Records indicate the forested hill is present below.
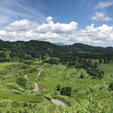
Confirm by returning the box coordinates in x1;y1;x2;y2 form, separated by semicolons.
71;43;113;53
0;39;113;62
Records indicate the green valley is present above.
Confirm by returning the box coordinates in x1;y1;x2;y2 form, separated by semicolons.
0;40;112;113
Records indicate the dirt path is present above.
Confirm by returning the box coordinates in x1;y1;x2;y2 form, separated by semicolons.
24;74;28;79
33;82;39;92
33;64;45;92
51;99;66;106
37;68;43;77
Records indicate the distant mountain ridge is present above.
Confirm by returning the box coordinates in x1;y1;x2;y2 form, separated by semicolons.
0;39;112;48
0;39;113;62
54;42;65;46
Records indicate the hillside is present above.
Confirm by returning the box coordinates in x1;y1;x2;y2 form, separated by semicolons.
0;40;113;113
0;39;113;62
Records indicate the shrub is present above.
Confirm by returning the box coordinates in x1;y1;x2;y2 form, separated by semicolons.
108;83;113;91
60;87;72;97
80;74;84;79
56;84;60;91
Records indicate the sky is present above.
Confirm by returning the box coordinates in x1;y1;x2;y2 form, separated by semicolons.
0;0;113;47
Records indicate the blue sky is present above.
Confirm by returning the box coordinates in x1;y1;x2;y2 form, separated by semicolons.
42;0;113;27
0;0;113;46
0;0;113;27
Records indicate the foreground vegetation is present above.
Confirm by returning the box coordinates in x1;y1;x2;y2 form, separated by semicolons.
0;61;112;113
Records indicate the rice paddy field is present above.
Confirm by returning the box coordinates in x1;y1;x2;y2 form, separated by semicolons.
0;61;112;113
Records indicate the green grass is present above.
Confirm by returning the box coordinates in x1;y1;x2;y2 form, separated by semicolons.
0;62;18;71
0;89;43;103
0;61;112;113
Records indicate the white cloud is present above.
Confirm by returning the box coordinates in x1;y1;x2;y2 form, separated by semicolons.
46;16;53;24
35;17;78;33
92;12;112;21
0;17;113;47
95;1;113;9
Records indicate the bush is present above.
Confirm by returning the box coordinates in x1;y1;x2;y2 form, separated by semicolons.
108;83;113;91
56;84;60;91
60;87;72;97
80;74;84;79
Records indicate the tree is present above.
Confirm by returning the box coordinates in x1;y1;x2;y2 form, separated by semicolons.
99;59;102;63
103;58;107;64
0;51;7;62
80;74;84;79
60;87;72;96
56;84;60;91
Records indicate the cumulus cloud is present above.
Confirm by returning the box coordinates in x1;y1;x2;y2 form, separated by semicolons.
0;16;113;47
46;16;53;24
95;1;113;9
92;12;112;21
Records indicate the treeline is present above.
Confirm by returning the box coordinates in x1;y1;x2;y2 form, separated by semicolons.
0;39;113;63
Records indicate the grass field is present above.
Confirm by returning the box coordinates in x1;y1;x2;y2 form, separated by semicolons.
0;61;112;113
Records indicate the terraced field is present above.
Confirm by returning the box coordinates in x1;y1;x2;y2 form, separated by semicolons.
0;62;112;113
